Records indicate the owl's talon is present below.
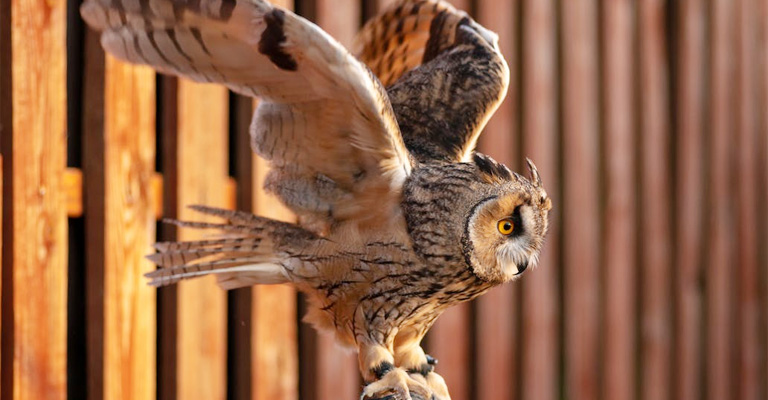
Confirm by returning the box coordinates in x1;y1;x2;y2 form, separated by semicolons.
361;367;432;400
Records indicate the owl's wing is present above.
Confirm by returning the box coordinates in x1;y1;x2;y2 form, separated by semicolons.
354;0;509;163
81;0;412;229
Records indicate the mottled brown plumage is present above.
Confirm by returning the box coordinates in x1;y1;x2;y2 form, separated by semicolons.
80;0;551;399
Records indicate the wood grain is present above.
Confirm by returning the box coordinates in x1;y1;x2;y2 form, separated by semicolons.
83;46;157;400
474;1;519;398
672;1;705;399
520;0;559;399
428;304;471;400
759;2;768;398
735;1;760;398
602;1;637;399
1;0;68;397
561;1;600;399
638;2;673;399
706;1;736;399
250;152;298;400
175;80;229;400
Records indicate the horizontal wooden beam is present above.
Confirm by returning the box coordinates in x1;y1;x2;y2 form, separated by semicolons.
64;168;237;219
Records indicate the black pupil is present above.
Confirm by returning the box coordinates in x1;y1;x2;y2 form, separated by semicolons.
503;222;512;231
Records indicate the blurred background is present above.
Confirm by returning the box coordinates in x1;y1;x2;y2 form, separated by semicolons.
1;0;767;399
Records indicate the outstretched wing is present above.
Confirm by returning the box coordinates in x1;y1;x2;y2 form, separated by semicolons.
354;0;509;163
81;0;412;230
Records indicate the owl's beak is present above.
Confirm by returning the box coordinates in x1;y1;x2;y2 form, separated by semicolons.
514;259;529;275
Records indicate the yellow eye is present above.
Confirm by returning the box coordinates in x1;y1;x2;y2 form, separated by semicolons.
497;219;514;235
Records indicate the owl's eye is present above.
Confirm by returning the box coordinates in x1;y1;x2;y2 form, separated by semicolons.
497;219;515;235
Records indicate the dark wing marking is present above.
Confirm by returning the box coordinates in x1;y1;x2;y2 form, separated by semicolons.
355;0;510;163
81;0;413;231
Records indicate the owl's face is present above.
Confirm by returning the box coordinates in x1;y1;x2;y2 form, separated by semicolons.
463;160;552;283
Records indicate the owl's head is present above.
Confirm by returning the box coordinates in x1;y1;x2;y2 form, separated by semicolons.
462;155;552;283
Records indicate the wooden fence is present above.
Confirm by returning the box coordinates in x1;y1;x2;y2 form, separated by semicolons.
1;0;767;399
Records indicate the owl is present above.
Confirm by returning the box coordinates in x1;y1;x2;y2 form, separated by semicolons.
80;0;552;399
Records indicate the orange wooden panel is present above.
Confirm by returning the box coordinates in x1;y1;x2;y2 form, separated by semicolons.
672;1;705;399
638;2;673;400
706;1;736;399
98;56;157;400
735;2;761;399
1;0;68;397
428;304;471;400
520;0;559;399
309;4;362;398
175;81;229;400
474;1;519;399
602;1;638;399
247;1;299;396
561;1;601;399
252;141;299;400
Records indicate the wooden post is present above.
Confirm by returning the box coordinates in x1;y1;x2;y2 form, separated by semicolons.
638;2;673;399
706;1;736;399
734;1;760;398
158;79;229;400
561;0;601;398
602;1;638;400
299;2;362;399
673;0;705;399
520;0;559;399
1;0;69;397
82;30;157;400
474;0;520;399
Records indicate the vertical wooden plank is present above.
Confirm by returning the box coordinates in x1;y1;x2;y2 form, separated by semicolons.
228;1;301;398
428;305;471;400
0;0;6;390
83;31;157;400
706;1;736;399
638;2;672;400
1;0;68;396
734;1;760;399
474;0;519;399
101;56;158;400
307;4;361;398
673;0;705;399
520;0;559;399
601;1;637;399
175;81;229;400
315;0;360;49
759;2;768;397
561;0;600;399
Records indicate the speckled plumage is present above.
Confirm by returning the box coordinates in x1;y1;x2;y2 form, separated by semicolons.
81;0;552;399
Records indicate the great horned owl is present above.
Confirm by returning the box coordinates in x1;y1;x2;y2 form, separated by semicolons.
80;0;552;398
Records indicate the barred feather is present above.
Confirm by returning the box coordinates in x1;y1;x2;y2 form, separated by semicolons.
145;205;316;289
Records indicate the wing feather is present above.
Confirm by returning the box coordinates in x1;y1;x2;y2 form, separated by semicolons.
355;0;510;163
81;0;413;230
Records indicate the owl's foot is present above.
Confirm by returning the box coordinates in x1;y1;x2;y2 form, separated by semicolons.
361;365;432;400
421;371;450;400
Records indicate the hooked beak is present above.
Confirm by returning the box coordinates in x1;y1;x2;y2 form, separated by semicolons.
514;259;529;276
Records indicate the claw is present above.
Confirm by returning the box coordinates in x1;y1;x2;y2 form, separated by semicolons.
362;367;432;400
